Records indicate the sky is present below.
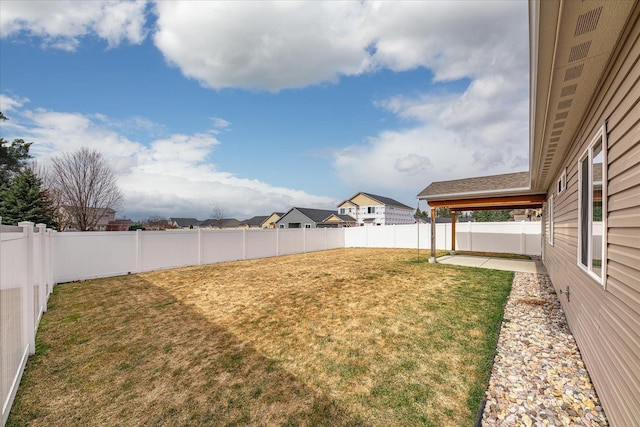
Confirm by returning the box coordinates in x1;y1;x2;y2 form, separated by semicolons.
0;0;530;221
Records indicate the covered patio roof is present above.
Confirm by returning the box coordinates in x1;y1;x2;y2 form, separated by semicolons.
416;171;546;261
417;171;546;211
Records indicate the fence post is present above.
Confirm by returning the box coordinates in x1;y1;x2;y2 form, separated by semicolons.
243;229;247;260
36;224;47;312
276;227;279;256
521;221;526;255
198;228;203;265
136;229;142;273
50;230;57;288
18;221;36;355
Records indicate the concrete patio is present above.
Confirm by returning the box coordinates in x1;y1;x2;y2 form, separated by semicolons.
436;254;547;274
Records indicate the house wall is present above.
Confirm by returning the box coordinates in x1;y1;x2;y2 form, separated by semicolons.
276;210;316;228
262;214;281;229
543;6;640;425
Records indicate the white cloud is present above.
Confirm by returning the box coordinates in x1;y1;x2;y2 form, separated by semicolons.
3;99;336;219
327;1;529;196
0;0;148;50
210;117;231;130
153;1;371;91
0;93;29;112
152;1;526;92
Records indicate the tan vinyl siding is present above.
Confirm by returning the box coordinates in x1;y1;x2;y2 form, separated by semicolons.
350;194;379;206
544;6;640;426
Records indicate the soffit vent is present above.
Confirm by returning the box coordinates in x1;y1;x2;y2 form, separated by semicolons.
555;111;569;120
560;84;578;97
553;121;566;129
558;99;573;109
568;41;592;63
551;130;563;137
550;137;560;142
564;64;584;81
575;6;602;36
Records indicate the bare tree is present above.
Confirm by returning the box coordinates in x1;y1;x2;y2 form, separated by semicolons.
144;215;176;230
211;203;225;228
49;147;123;231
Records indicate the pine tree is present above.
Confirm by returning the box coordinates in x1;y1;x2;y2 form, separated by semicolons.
0;168;57;227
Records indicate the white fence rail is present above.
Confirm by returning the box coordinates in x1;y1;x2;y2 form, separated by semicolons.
1;220;540;425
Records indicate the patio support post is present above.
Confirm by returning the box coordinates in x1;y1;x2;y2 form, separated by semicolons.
451;211;456;255
429;207;436;263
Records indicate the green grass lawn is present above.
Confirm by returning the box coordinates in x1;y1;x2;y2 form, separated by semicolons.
7;248;512;427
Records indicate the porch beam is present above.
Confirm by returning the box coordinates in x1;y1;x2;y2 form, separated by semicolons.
451;211;456;254
429;207;436;263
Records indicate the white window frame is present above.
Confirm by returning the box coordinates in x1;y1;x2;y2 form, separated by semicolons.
577;125;607;286
557;168;567;195
548;194;554;246
304;223;311;229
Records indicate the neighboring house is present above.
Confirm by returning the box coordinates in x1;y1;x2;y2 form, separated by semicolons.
240;216;269;229
337;192;414;226
59;206;116;231
200;218;242;229
419;2;640;424
276;207;356;229
106;219;132;231
261;212;285;229
512;209;541;222
169;218;201;229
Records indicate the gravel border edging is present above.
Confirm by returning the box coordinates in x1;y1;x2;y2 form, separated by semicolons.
480;272;608;426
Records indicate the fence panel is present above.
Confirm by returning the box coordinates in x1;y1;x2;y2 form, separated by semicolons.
278;229;305;255
1;233;29;427
244;230;278;260
201;230;244;264
54;232;138;282
305;229;327;252
140;231;199;272
325;228;345;249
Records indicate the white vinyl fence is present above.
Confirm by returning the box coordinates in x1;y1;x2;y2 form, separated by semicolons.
345;222;541;256
54;227;346;283
1;222;55;426
1;220;541;425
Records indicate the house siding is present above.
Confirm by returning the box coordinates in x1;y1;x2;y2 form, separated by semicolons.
277;210;316;229
544;6;640;425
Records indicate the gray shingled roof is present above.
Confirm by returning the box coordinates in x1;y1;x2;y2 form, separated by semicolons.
293;207;343;223
417;171;531;200
241;216;268;227
169;217;201;227
360;192;413;210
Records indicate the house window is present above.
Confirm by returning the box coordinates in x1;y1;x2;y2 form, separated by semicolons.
548;195;554;245
278;224;285;229
305;224;311;229
339;208;345;215
367;207;375;214
578;125;606;284
557;168;566;195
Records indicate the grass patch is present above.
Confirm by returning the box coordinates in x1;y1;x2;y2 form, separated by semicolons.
7;248;512;426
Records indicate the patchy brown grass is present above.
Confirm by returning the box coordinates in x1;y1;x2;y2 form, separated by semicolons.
7;248;512;427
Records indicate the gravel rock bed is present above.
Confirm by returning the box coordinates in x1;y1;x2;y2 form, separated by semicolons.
481;272;608;427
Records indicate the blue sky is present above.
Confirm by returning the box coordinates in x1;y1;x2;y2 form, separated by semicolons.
0;1;529;220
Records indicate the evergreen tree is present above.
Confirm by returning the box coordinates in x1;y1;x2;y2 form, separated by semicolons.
471;209;512;222
0;168;57;227
0;112;32;190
